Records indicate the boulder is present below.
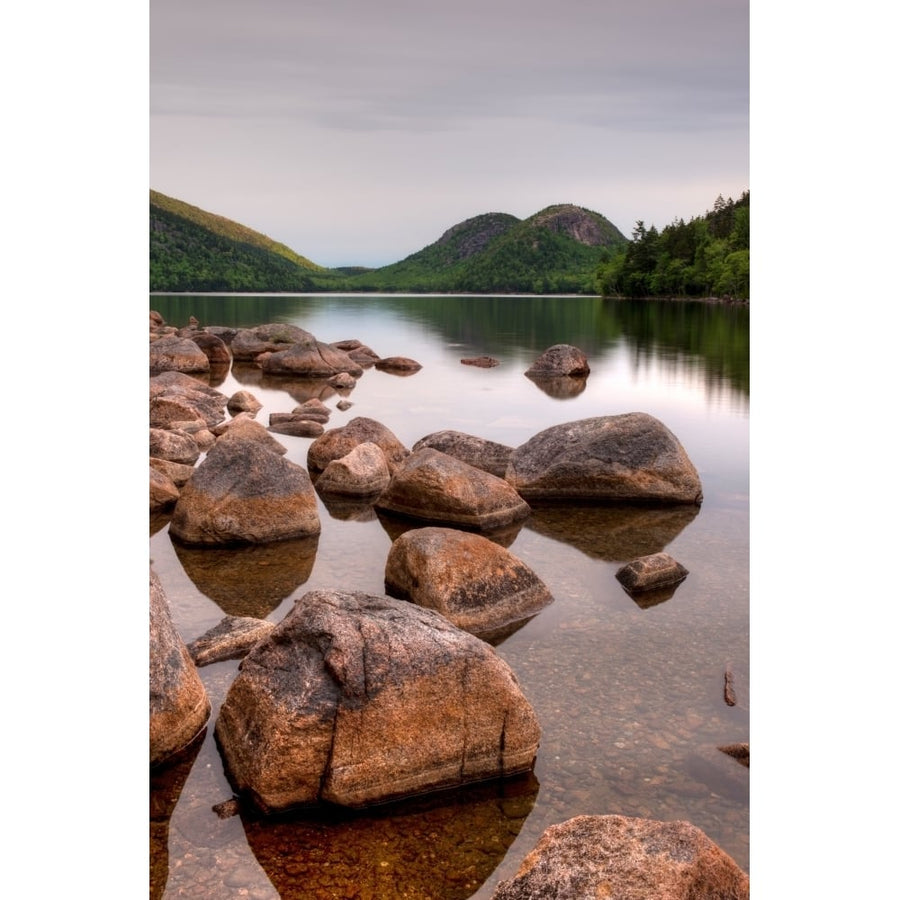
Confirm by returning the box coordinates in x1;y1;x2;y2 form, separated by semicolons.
212;416;288;455
258;335;364;378
492;815;748;900
315;442;391;497
149;428;200;466
375;448;531;532
149;335;210;374
226;390;263;416
525;344;590;377
231;323;316;361
413;430;514;479
169;438;320;545
186;616;276;667
384;527;553;638
189;331;231;367
149;371;228;428
461;356;500;367
328;372;357;389
267;415;326;438
307;417;410;476
330;339;381;366
150;457;195;488
506;413;703;505
374;356;422;374
215;589;541;812
150;568;210;767
150;465;180;512
615;552;689;593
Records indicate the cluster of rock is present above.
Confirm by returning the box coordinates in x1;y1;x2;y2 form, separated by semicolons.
149;311;746;890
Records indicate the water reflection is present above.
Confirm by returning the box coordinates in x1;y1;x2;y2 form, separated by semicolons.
150;732;205;900
171;535;319;618
375;509;525;549
523;372;588;399
524;503;699;562
240;772;539;900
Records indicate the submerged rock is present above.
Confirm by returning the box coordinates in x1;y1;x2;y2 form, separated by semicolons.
215;589;541;812
169;437;320;545
150;568;210;767
375;448;531;532
384;527;553;638
492;814;749;900
374;356;422;374
506;413;703;505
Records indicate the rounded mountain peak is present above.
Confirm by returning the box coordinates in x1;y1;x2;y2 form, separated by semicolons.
528;204;625;247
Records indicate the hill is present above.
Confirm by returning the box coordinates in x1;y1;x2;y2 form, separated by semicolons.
335;204;627;293
150;191;325;292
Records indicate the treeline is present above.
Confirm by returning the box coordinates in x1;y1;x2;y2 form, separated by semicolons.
150;205;316;292
595;192;749;300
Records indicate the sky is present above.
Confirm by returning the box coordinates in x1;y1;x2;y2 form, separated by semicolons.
150;0;749;268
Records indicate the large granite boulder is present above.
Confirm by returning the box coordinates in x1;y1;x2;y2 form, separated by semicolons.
211;415;288;455
412;430;514;479
506;413;703;505
375;448;531;531
149;335;210;374
492;814;748;899
150;569;210;767
315;442;391;497
384;527;553;639
525;344;590;377
215;589;541;812
307;417;410;476
169;438;320;545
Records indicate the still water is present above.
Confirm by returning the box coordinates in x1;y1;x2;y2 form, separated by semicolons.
150;294;749;899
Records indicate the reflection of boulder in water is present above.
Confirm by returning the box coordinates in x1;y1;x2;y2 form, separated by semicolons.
524;372;588;399
525;503;699;562
150;510;173;537
172;535;319;618
241;771;539;900
376;509;524;550
317;491;380;522
150;731;204;900
623;581;684;609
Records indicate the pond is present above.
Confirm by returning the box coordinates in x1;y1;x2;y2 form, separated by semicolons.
150;293;749;899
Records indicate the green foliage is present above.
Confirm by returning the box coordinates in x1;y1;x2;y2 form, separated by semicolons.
594;192;749;300
150;199;319;292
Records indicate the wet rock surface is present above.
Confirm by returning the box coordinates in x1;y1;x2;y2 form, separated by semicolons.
492;814;749;899
307;416;410;476
385;526;554;638
616;552;689;593
150;568;211;768
375;448;531;531
507;413;703;505
215;589;541;812
413;429;514;479
187;615;276;666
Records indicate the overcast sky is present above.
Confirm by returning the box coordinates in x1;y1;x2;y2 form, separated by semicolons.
150;0;748;268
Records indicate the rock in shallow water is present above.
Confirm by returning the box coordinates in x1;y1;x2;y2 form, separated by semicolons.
215;589;541;812
491;814;748;899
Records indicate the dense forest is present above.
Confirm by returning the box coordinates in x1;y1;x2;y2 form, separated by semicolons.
594;192;750;300
149;190;748;299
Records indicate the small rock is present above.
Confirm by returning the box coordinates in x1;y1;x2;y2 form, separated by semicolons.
615;552;688;592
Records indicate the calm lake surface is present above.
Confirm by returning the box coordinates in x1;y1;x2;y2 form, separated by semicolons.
150;294;749;899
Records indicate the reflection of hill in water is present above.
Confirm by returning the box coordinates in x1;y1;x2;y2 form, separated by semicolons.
172;534;319;618
242;772;539;900
525;503;699;562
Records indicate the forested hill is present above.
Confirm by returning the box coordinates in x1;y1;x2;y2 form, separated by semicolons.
338;205;627;293
149;191;325;292
149;190;748;297
595;192;750;300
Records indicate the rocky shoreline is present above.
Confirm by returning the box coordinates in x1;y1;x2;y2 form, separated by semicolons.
150;310;748;896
